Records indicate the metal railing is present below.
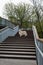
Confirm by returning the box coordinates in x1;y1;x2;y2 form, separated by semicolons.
32;25;43;65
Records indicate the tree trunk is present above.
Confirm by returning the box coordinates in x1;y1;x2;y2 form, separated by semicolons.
20;19;23;28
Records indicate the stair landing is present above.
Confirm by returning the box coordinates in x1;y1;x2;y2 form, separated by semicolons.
0;59;36;65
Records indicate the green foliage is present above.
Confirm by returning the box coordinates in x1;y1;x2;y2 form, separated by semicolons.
4;2;31;27
33;21;43;38
4;2;43;38
22;21;29;28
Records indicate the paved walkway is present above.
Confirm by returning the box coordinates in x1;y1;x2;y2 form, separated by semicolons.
0;59;36;65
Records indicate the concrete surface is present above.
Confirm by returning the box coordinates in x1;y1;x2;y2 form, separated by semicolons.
0;59;37;65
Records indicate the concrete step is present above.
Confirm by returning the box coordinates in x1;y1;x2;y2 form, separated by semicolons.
1;43;35;47
0;51;36;55
0;46;35;50
0;48;36;52
0;46;35;49
1;42;35;44
0;45;35;47
5;37;34;40
0;54;36;60
3;39;34;42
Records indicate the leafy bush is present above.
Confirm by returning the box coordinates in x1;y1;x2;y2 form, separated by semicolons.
33;21;43;38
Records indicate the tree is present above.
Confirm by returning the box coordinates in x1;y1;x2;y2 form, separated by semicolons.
4;2;31;28
31;0;43;37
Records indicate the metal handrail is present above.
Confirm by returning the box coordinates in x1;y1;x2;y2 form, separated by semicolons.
32;25;43;57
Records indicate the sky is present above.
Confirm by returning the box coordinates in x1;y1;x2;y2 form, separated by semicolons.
0;0;32;19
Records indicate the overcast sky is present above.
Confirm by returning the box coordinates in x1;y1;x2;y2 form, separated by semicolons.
0;0;32;18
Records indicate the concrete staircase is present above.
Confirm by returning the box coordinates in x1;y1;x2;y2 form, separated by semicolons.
0;30;36;60
0;30;37;65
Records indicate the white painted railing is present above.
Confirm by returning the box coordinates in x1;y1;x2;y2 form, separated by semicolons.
32;25;43;65
0;26;19;42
